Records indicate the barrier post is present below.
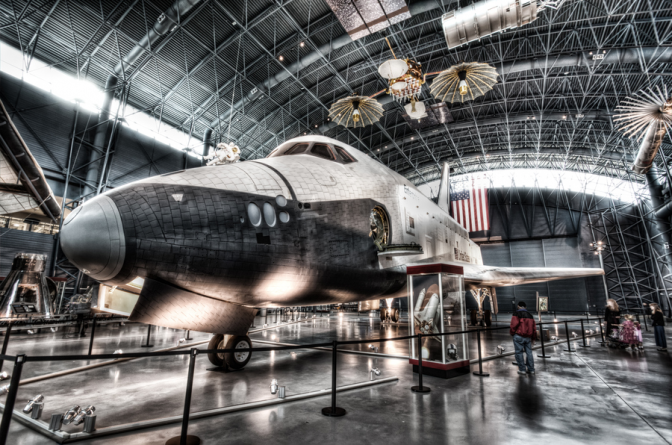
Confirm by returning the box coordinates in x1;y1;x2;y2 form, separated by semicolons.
0;323;13;371
322;341;346;416
141;324;154;348
579;320;589;347
641;310;649;332
0;354;25;444
87;318;97;356
411;334;431;393
165;349;199;445
473;329;490;377
185;330;193;341
538;322;551;358
598;319;606;345
563;320;576;352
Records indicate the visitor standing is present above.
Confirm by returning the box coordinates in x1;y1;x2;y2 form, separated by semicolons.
510;301;538;375
651;304;667;352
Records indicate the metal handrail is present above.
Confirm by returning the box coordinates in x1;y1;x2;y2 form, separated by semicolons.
0;317;604;444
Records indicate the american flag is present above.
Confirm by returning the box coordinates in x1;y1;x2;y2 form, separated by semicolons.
450;177;489;232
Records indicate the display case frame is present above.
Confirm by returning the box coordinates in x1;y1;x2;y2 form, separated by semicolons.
407;263;470;379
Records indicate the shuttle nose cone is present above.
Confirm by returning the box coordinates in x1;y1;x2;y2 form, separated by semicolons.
60;195;126;281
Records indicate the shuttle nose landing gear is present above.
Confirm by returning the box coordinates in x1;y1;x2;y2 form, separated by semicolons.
380;308;400;323
207;334;252;370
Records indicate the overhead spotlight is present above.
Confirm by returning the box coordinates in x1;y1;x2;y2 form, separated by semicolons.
278;55;284;61
562;115;567;119
603;50;606;53
300;41;305;47
589;51;593;55
564;72;569;75
377;149;380;152
410;136;414;140
314;124;318;128
370;368;381;381
385;145;388;148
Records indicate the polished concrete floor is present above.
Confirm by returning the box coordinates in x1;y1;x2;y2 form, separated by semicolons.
4;312;671;445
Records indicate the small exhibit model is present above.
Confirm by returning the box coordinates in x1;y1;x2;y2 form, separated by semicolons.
59;135;604;370
203;142;241;166
441;0;568;49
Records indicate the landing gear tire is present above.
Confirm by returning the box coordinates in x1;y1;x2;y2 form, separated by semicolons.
390;308;400;323
380;308;387;322
224;335;252;370
207;334;225;367
207;334;253;369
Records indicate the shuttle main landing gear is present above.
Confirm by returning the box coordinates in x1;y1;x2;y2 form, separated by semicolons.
207;334;252;370
380;308;400;323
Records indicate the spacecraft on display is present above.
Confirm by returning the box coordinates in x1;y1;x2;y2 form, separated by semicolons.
58;134;604;370
614;86;672;174
441;0;568;49
203;142;241;166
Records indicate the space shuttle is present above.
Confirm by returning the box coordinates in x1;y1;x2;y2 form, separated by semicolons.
52;135;602;369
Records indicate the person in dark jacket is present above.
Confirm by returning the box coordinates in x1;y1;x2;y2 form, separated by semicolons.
650;303;667;351
604;299;620;339
510;301;538;375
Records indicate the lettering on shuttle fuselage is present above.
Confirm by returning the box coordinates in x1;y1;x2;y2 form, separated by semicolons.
454;248;470;263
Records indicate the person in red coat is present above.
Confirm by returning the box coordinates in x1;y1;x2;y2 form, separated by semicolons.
510;301;538;375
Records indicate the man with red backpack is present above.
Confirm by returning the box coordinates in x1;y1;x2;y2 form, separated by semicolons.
510;301;538;375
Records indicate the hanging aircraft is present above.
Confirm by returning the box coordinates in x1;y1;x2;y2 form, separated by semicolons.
58;135;604;369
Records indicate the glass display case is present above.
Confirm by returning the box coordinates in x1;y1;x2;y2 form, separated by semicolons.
407;263;470;378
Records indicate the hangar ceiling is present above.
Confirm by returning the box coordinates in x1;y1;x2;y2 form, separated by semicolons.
0;0;671;185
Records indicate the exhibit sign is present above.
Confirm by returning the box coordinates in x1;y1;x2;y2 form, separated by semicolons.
536;291;549;322
407;263;469;378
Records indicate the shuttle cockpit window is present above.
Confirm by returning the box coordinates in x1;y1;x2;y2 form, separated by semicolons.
310;144;334;160
333;145;356;163
268;141;357;164
284;143;310;155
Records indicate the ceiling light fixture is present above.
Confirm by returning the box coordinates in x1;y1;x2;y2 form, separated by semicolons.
278;55;284;61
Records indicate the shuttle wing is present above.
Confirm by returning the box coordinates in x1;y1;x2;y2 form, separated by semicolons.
407;254;604;288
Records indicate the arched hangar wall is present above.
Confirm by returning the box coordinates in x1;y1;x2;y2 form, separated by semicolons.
459;187;611;313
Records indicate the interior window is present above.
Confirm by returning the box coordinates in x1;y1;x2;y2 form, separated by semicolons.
333;145;356;163
284;143;310;155
310;144;334;160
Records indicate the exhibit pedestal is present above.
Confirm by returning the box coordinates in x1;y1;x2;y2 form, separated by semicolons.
410;359;470;379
